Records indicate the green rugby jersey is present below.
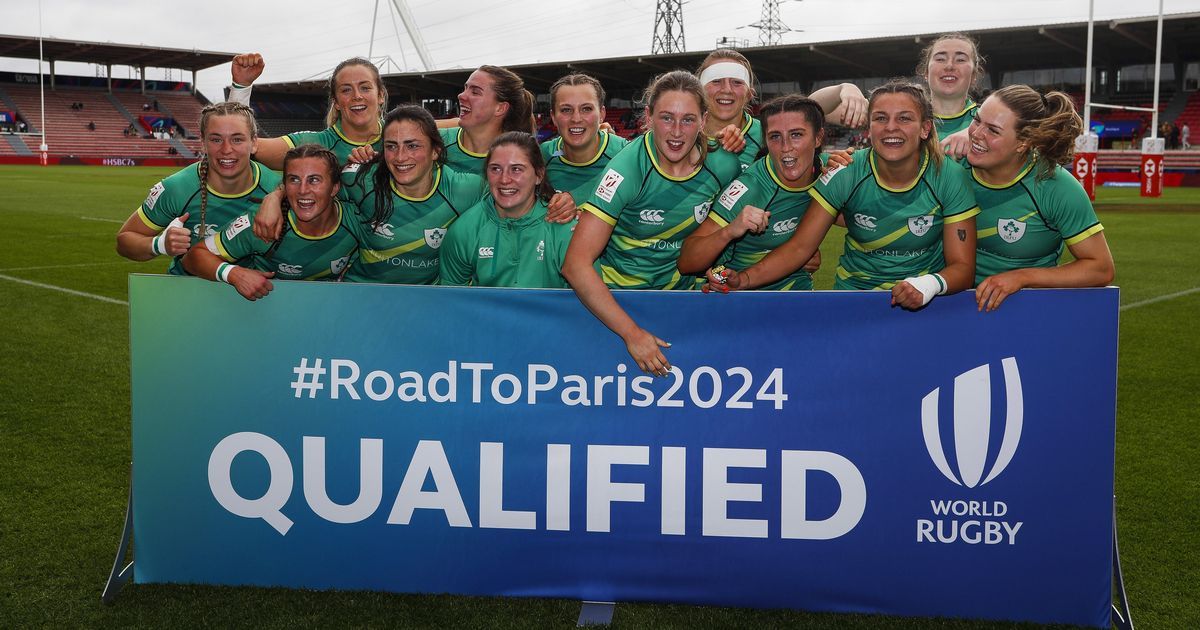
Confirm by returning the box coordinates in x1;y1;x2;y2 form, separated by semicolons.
541;131;629;203
710;112;764;172
336;164;487;284
135;161;280;275
283;120;382;167
209;201;358;280
439;199;575;288
934;99;978;138
439;127;487;175
580;132;742;290
812;149;979;290
709;155;821;290
970;159;1104;285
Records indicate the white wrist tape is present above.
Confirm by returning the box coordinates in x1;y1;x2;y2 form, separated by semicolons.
216;263;235;284
902;273;947;307
227;83;253;106
150;216;185;257
699;62;750;86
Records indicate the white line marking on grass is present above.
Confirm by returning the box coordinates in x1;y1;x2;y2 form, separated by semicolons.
80;216;124;223
0;274;127;306
1121;287;1200;311
0;261;131;272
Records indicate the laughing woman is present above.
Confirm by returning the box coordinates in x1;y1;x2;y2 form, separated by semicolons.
182;144;359;300
541;73;629;206
967;85;1114;311
918;33;986;157
695;49;867;170
227;54;387;169
562;70;741;375
442;65;536;174
116;102;280;275
439;132;576;288
254;105;488;284
708;81;979;310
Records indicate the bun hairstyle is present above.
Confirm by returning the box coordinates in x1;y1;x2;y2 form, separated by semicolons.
478;65;535;134
757;94;826;173
989;85;1083;180
868;80;943;171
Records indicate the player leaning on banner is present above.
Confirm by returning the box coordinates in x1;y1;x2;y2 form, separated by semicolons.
439;132;576;288
227;53;387;169
183;145;359;300
678;94;827;290
966;85;1115;310
920;32;986;158
255;105;487;284
116;103;280;274
696;49;868;171
705;81;979;309
562;70;742;376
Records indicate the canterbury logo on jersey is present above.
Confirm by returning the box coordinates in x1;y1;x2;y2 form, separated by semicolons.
639;209;666;224
478;247;495;258
145;181;165;210
595;169;624;203
373;223;395;238
192;223;219;238
853;213;877;230
277;263;303;276
773;217;800;233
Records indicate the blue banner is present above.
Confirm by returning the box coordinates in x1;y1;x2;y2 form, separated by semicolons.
130;276;1118;627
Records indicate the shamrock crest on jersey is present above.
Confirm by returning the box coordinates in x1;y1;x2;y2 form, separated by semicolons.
693;200;712;224
998;218;1027;243
908;214;934;237
424;227;447;249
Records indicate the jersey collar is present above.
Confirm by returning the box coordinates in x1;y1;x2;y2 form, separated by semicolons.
766;155;816;192
644;132;701;182
390;165;441;202
971;156;1036;190
204;161;261;198
869;148;929;193
288;199;344;240
558;131;610;167
935;99;977;120
455;128;488;158
333;118;383;147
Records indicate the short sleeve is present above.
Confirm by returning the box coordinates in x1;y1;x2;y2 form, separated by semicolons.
579;144;642;227
711;174;767;228
136;180;176;230
210;213;264;262
1044;171;1103;245
810;162;855;218
938;162;980;224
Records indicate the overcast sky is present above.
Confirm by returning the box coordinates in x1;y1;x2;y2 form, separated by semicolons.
2;0;1197;102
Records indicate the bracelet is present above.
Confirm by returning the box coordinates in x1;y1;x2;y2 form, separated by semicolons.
231;81;250;90
150;232;165;257
216;263;235;284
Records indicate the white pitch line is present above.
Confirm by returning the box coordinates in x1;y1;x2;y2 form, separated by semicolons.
1121;287;1200;312
0;261;131;272
0;274;128;306
80;216;124;223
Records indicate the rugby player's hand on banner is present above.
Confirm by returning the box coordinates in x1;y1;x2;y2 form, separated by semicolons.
229;268;275;302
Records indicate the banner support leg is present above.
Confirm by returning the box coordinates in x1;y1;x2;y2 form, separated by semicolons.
101;470;135;604
577;601;615;626
1111;496;1134;630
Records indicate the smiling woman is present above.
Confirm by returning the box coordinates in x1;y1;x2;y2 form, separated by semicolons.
441;65;536;175
115;102;281;275
227;54;388;169
917;32;986;157
707;81;980;311
182;144;360;300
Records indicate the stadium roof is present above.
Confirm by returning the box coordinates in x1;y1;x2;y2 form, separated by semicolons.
254;12;1200;99
0;34;233;72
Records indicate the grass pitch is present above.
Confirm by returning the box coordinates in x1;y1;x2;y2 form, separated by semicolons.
0;165;1197;628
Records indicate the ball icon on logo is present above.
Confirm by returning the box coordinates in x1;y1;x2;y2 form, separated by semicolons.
921;357;1023;488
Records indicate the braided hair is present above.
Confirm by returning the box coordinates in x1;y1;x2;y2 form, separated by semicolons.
196;102;258;238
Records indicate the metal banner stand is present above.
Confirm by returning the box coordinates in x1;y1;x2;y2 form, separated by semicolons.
1111;498;1134;630
577;601;615;626
101;472;134;604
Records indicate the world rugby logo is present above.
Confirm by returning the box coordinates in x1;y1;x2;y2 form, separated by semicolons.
920;357;1023;488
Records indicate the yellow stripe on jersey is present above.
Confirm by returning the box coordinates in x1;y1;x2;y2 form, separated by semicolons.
392;168;441;202
601;264;647;287
644;132;701;182
660;270;687;290
135;206;166;231
935;99;977;120
212;233;236;262
613;216;696;250
708;211;730;228
582;202;618;226
559;132;611;167
208;162;262;199
847;223;915;252
809;188;840;218
333;119;383;147
978;210;1039;239
945;206;981;224
1064;223;1104;246
288;201;343;240
360;237;429;263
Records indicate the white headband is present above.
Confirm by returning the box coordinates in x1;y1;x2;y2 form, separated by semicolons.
699;62;750;86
